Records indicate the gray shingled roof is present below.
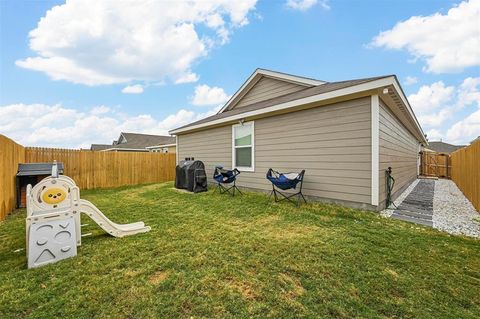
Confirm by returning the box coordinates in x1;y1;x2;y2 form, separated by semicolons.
427;141;465;154
108;133;175;150
91;133;175;151
172;75;392;132
90;144;112;151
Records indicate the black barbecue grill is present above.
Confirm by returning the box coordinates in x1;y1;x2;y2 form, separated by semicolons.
175;159;207;193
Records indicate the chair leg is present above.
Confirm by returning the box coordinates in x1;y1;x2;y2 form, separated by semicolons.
235;185;243;195
218;183;227;194
271;188;306;207
300;192;307;203
216;182;242;197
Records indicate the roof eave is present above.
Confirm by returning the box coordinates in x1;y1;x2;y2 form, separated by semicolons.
216;68;325;114
170;76;427;144
101;147;149;152
145;143;176;149
390;75;427;144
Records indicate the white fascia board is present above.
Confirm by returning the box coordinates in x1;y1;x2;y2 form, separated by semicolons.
217;69;325;114
172;76;427;145
256;69;326;86
175;135;178;165
391;78;427;144
171;76;395;135
217;70;262;114
371;95;380;206
145;143;176;149
101;147;148;152
119;133;127;143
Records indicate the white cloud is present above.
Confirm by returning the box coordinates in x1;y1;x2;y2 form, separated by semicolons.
425;128;443;141
404;76;418;85
121;84;144;94
409;81;455;117
174;73;200;84
408;77;480;144
371;0;480;73
286;0;330;11
16;0;258;86
0;103;219;148
446;109;480;144
90;106;111;115
191;84;231;106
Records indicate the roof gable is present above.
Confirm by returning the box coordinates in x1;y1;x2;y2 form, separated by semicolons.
170;74;427;145
219;69;325;113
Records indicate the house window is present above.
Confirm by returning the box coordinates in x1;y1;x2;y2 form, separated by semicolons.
232;122;254;171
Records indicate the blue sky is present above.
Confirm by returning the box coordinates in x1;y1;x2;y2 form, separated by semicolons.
0;0;479;148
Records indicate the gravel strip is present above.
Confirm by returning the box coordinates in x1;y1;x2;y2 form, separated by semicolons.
433;179;480;238
380;179;419;217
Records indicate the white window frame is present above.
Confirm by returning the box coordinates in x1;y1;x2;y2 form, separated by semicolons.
232;121;255;172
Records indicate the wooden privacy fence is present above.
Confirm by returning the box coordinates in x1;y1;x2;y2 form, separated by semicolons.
450;140;480;212
0;135;26;221
25;147;176;190
420;151;451;178
1;134;176;221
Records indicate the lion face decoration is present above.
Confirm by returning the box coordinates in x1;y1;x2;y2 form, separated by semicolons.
41;187;67;205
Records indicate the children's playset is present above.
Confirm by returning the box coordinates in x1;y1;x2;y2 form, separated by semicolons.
25;161;150;268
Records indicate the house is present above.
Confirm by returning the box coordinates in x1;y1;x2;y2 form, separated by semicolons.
169;69;427;211
90;132;176;153
425;141;465;154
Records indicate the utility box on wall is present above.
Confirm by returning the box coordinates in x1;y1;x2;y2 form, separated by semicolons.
16;163;64;208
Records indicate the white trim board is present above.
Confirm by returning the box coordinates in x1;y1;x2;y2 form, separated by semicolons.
217;69;325;114
145;143;176;149
175;135;179;165
171;76;427;145
371;95;380;206
231;121;255;172
101;147;148;152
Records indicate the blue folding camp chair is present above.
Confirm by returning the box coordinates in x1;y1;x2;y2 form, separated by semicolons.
266;168;306;206
213;166;242;196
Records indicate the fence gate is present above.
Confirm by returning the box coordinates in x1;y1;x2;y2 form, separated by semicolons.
420;152;451;178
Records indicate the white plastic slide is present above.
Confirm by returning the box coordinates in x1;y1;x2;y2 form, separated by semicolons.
26;163;151;268
79;199;151;237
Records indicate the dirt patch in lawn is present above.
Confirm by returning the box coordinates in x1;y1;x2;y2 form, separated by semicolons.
226;279;257;300
149;270;169;285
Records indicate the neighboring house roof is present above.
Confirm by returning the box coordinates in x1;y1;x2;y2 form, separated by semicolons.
92;132;176;151
170;70;427;144
427;141;465;154
90;144;112;151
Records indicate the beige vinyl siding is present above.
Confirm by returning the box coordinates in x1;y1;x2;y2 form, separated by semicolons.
234;77;308;109
378;99;419;208
177;126;231;180
178;97;373;207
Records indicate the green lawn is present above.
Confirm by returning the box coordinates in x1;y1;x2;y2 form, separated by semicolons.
1;182;479;318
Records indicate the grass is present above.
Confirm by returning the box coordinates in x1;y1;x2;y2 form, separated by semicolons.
0;182;479;318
